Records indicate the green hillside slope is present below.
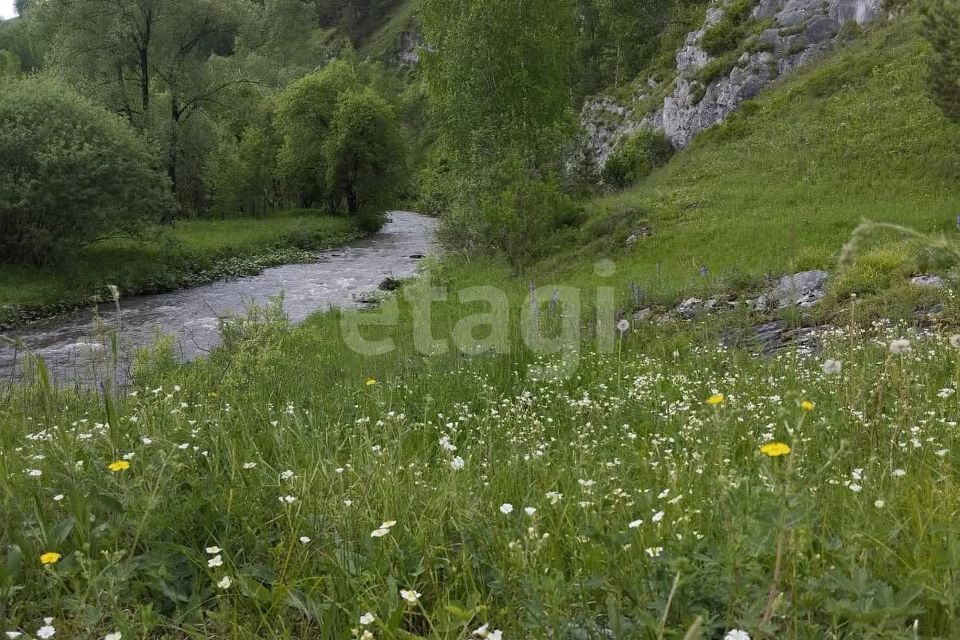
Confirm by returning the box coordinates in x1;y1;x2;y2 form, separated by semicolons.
562;15;960;312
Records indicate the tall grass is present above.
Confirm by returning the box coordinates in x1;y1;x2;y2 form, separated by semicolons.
3;310;960;638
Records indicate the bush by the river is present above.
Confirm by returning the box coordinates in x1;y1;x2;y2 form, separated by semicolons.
0;78;173;266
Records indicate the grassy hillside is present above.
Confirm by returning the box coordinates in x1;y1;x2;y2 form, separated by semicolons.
358;0;419;63
557;16;960;313
4;13;960;640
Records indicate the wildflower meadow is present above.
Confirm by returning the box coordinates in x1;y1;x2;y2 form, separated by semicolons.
2;317;959;639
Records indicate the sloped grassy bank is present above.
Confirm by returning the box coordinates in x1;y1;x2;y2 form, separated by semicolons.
0;211;366;329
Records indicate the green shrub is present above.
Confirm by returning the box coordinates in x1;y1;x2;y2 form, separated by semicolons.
0;78;173;266
438;159;582;271
922;0;960;124
699;0;758;56
579;203;649;245
0;49;20;78
695;52;740;87
700;19;741;56
601;129;675;190
415;151;455;217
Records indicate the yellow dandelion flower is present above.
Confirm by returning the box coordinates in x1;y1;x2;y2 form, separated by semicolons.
800;400;815;412
40;552;62;565
108;460;130;472
760;442;792;457
365;379;377;386
706;394;725;406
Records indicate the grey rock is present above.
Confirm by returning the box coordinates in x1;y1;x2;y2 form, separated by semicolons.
391;28;424;66
746;293;772;311
633;308;654;321
676;297;706;319
772;270;829;307
804;17;841;44
910;275;946;289
577;0;884;169
829;0;883;25
754;0;786;20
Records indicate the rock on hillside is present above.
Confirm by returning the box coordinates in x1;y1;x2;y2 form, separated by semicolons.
581;0;884;169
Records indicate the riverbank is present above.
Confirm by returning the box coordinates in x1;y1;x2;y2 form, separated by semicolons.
0;210;367;329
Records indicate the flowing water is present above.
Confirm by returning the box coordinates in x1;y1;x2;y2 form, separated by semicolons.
0;211;436;386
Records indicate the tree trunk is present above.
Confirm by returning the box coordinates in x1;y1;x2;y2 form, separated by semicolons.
137;6;154;120
164;96;180;225
346;188;359;216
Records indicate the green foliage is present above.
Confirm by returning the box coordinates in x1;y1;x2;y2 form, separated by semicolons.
421;0;579;266
699;17;741;55
206;124;280;216
34;0;250;213
573;0;709;98
414;150;455;217
699;0;759;56
0;49;21;78
0;16;39;71
421;0;577;172
275;60;360;207
696;51;741;86
0;78;173;266
601;130;675;189
324;87;407;227
922;0;960;124
439;160;582;270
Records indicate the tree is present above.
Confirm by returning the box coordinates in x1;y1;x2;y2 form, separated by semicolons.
35;0;252;212
923;0;960;124
206;123;280;216
420;0;576;173
324;87;406;227
0;50;20;78
0;78;173;265
274;60;359;206
0;14;40;71
420;0;578;268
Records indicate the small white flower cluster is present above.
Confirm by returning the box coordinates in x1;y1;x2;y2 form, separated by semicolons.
473;623;503;639
371;520;397;538
206;546;231;589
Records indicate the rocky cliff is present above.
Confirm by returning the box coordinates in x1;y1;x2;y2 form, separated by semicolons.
581;0;885;170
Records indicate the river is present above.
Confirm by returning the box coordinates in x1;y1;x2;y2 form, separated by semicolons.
0;211;436;386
